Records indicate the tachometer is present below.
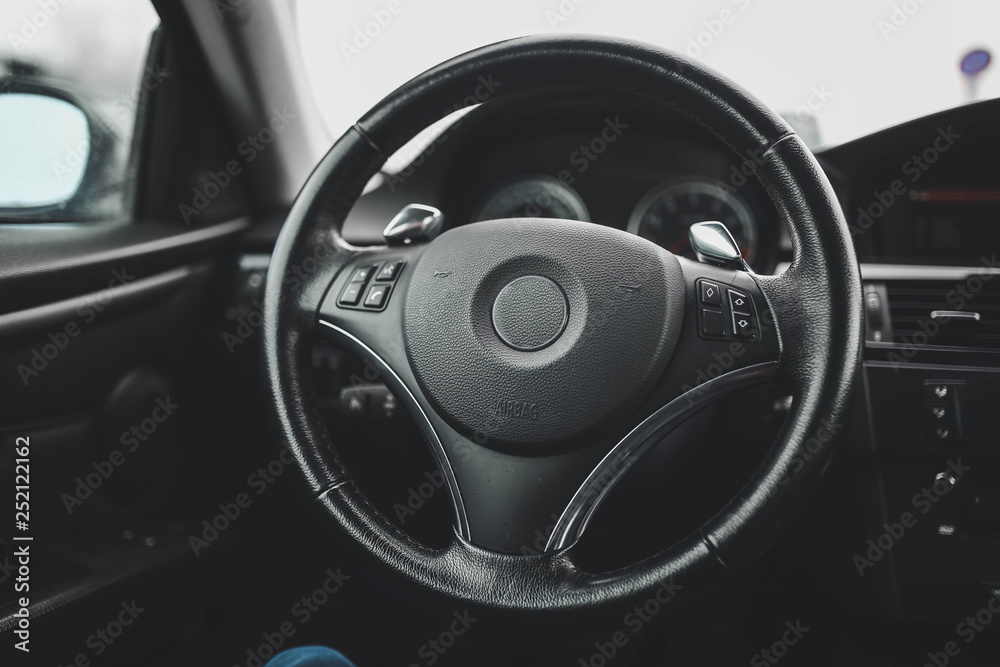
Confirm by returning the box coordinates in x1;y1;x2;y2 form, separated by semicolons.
473;175;590;222
627;179;757;263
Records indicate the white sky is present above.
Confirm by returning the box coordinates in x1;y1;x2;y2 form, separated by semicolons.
0;0;994;151
294;0;1000;148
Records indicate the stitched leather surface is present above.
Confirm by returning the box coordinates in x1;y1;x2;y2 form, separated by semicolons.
262;35;862;614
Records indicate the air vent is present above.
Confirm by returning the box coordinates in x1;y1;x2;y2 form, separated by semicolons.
885;280;1000;348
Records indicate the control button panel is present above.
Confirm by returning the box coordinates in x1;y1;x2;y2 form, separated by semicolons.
363;283;390;308
728;288;750;313
697;278;760;342
338;282;363;306
732;311;757;339
349;264;377;284
338;259;405;311
924;381;959;401
700;281;722;307
922;380;965;444
340;383;399;419
701;308;725;337
375;260;403;282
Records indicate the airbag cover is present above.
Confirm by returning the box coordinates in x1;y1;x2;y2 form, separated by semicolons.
403;218;684;446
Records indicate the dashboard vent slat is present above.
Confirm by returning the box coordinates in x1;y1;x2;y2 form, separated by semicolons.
885;280;1000;348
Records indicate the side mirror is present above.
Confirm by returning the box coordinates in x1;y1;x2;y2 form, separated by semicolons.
0;91;92;210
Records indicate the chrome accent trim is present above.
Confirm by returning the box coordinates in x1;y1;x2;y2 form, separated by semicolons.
545;361;779;552
774;263;1000;280
866;340;1000;355
238;253;271;270
383;204;444;244
859;263;1000;281
318;320;470;539
688;221;746;269
930;310;980;321
865;360;1000;374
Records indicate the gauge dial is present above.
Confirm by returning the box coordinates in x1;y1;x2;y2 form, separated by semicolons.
474;175;590;222
627;180;757;263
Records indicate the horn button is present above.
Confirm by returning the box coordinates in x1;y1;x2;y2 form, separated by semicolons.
492;275;569;351
402;218;685;447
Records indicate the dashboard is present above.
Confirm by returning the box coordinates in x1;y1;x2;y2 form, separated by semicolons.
823;109;1000;269
344;97;785;273
460;132;767;265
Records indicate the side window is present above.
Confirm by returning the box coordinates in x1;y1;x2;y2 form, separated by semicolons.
0;0;160;221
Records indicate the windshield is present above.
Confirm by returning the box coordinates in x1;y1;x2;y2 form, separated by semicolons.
295;0;998;149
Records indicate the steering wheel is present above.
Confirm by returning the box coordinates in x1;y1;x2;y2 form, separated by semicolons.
263;35;861;615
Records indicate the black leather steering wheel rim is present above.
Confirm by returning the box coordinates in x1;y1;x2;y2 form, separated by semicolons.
263;35;862;615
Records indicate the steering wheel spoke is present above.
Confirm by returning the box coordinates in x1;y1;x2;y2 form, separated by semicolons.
317;244;427;371
317;240;653;553
543;255;781;550
315;242;474;532
654;255;782;400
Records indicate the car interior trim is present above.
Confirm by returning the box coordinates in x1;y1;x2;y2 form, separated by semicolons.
0;264;198;341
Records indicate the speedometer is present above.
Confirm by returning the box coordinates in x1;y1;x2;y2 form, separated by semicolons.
473;175;590;222
627;179;757;263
